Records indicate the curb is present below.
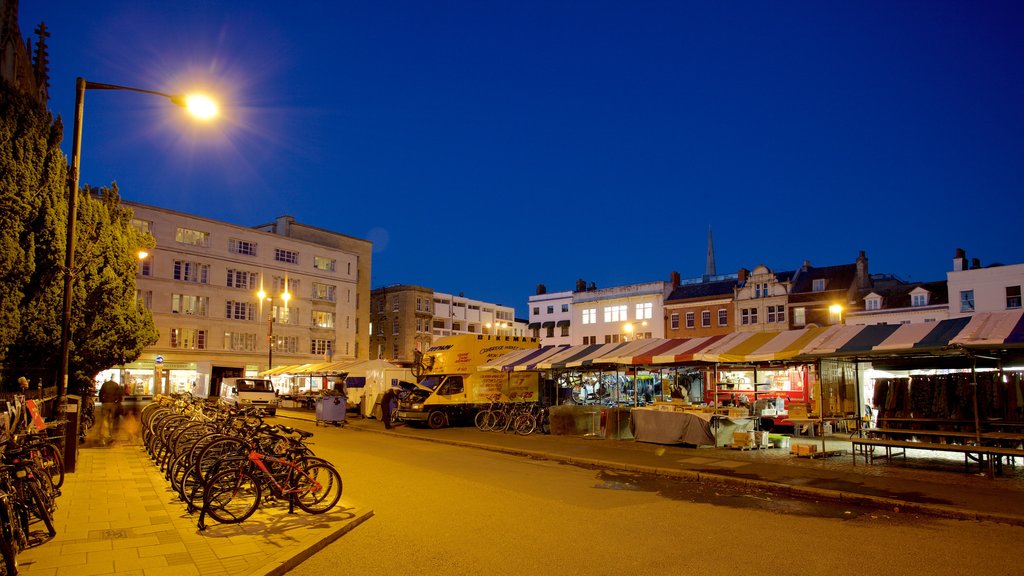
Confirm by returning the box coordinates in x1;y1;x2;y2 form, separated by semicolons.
256;507;375;576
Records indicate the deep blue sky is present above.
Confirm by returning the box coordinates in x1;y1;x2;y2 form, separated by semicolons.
20;1;1024;315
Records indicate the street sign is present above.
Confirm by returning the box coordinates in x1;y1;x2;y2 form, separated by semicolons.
155;355;164;365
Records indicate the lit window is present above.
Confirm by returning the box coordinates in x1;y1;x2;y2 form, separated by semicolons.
312;310;336;329
582;309;597;324
313;256;336;271
175;227;210;247
792;307;806;327
603;305;627;322
866;298;881;310
911;294;927;307
635;302;653;320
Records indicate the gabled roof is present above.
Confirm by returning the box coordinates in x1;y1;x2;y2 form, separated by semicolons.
790;263;857;294
857;280;948;309
666;278;737;302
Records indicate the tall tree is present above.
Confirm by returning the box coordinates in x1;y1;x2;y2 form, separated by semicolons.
0;80;158;391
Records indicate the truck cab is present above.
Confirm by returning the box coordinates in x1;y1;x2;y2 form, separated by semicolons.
219;377;279;416
397;335;539;428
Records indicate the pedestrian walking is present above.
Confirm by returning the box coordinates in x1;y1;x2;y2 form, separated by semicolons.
381;387;397;429
97;379;124;445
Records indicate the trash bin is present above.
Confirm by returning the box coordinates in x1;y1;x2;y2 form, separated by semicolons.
63;395;81;473
315;396;347;426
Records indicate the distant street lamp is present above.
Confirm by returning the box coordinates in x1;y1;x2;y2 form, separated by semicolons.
623;320;648;341
56;77;219;408
258;286;291;371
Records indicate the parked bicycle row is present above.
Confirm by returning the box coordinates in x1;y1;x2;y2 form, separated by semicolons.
472;393;551;435
139;394;343;531
0;396;63;576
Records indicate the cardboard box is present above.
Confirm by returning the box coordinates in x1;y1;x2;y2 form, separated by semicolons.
790;443;818;455
727;407;750;419
732;431;755;447
788;403;808;420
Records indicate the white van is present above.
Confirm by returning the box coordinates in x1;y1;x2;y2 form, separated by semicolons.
219;377;278;415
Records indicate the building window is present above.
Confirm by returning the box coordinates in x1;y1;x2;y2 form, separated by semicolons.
312;283;336;302
603;305;627;323
865;297;881;311
272;276;299;294
311;339;334;355
792;307;806;327
393;317;399;335
172;294;208;316
274;248;299;265
393;342;399;359
960;290;975;313
131;218;153;235
582;335;595;345
812;279;826;292
546;305;554;314
311;310;336;329
562;304;569;313
227;269;258;290
138;257;152;277
136;290;152;311
635;302;652;320
604;334;621;343
582;308;597;324
718;309;728;326
670;313;679;330
767;305;785;323
701;310;711;327
170;328;206;350
911;294;927;307
273;335;298;354
546;325;555;338
741;308;758;325
225;301;255;321
175;227;209;247
560;325;569;337
313;256;336;271
273;305;297;325
173;260;209;284
685;312;695;329
228;238;257;256
532;306;539;315
224;332;257;351
392;298;399;312
1007;286;1022;310
755;283;769;298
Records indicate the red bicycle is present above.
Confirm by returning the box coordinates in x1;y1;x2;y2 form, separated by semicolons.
197;445;342;530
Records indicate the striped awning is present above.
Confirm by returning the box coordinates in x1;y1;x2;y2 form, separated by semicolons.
950;310;1024;347
478;345;572;371
534;344;607;370
588;338;672;365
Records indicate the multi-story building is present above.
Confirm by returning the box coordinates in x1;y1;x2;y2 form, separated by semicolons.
369;285;434;363
126;207;370;396
664;272;738;338
0;0;50;106
847;280;948;326
527;286;572;345
947;248;1024;318
369;287;520;363
431;292;517;338
784;252;871;328
733;265;795;332
572;279;671;345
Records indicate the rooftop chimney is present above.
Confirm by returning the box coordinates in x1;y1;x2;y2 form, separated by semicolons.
971;258;981;270
856;250;870;290
737;268;749;284
536;284;547;295
575;278;586;292
670;271;681;288
953;248;968;272
275;215;295;236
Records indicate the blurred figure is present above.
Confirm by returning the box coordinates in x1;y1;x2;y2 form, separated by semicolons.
97;379;124;445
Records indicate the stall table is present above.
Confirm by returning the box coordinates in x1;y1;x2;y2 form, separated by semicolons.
630;409;715;446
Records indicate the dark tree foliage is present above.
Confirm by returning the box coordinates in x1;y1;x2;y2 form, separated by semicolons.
0;80;158;391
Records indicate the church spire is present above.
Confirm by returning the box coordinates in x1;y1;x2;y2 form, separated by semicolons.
705;225;716;278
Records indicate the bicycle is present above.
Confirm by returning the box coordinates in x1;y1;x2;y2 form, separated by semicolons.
197;443;342;530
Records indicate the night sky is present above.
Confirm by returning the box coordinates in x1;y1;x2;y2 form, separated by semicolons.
20;1;1024;315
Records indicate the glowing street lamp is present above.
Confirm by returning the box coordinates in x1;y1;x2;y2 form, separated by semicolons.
623;320;648;341
829;304;844;325
56;78;220;409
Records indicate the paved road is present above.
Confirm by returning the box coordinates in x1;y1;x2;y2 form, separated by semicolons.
289;426;1021;576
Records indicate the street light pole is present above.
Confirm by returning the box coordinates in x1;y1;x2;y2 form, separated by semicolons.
56;78;218;407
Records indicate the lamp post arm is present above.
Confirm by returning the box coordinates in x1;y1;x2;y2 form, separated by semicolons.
82;79;183;105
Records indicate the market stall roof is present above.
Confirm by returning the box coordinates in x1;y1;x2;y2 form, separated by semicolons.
950;310;1024;347
564;342;637;368
533;343;607;370
478;346;558;371
588;338;670;365
734;326;827;362
259;364;303;376
693;331;779;363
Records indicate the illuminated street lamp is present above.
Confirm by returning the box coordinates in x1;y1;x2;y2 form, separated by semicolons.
56;78;219;408
829;304;844;325
623;320;648;341
258;286;291;371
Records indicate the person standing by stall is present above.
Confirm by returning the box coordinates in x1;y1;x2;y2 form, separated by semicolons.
381;386;397;429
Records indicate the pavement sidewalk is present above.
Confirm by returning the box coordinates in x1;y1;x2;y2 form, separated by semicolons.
18;426;372;576
280;407;1024;526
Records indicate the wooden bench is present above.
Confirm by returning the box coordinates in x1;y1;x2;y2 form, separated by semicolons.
851;437;1024;477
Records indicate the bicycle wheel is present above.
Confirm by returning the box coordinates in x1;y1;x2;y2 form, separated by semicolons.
25;479;56;537
203;468;261;524
515;413;536;436
292;462;342;514
474;409;491;431
36;442;65;490
0;535;15;576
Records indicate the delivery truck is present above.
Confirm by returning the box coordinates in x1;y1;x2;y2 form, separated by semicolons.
397;334;539;428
